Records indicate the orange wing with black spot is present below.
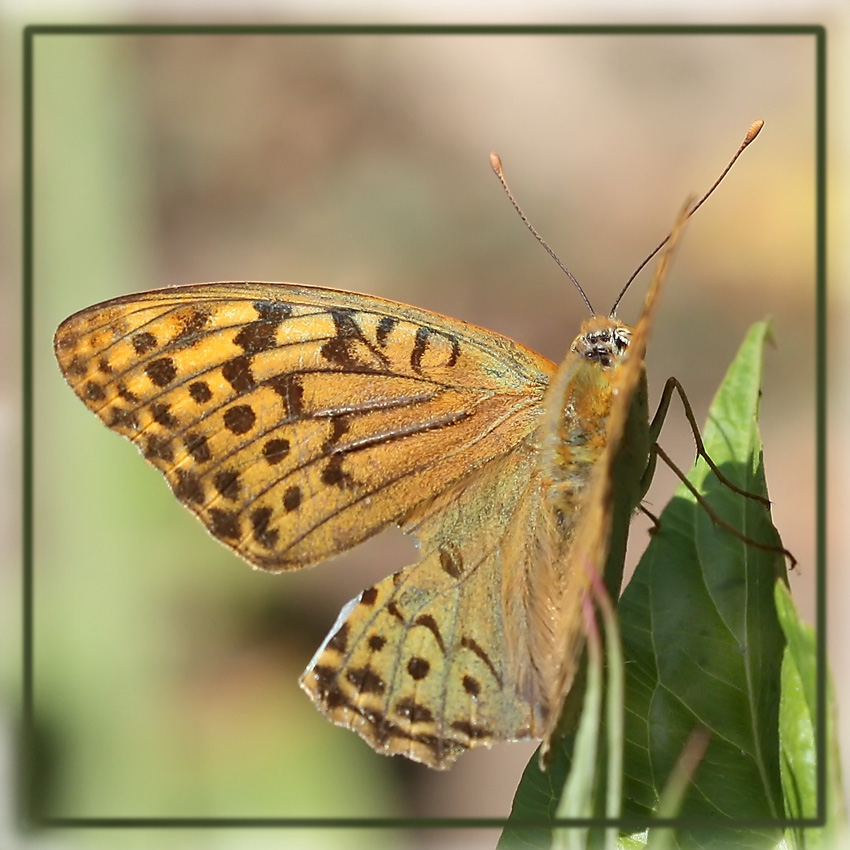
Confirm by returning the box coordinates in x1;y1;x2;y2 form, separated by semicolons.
54;282;555;572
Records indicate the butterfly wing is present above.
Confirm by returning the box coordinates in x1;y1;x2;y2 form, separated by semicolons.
54;282;556;571
299;206;692;768
301;442;549;768
297;205;683;768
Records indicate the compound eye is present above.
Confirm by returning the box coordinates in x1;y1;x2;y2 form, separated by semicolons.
613;329;631;352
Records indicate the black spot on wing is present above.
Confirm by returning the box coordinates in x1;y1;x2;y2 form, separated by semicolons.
221;355;255;393
360;586;378;607
232;300;291;354
150;402;177;428
213;470;240;500
462;675;481;697
407;657;430;680
368;634;386;651
172;307;211;344
66;355;88;378
410;325;461;371
411;326;430;372
376;315;397;347
250;506;278;549
109;407;139;431
327;623;349;653
323;416;350;450
144;434;174;463
439;545;463;579
145;357;177;388
415;614;446;654
395;698;433;724
173;469;205;505
189;381;212;404
223;404;256;434
320;308;390;370
263;437;290;465
461;636;502;687
132;331;157;354
321;454;355;488
282;486;301;512
346;666;385;695
117;383;139;403
208;507;241;540
185;432;211;463
310;665;339;699
268;374;304;418
84;381;105;402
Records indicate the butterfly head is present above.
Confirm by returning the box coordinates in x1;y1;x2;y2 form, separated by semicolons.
571;316;633;369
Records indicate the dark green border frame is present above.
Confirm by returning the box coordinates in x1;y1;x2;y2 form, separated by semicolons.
21;22;827;832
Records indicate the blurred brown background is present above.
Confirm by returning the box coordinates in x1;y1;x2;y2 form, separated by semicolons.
23;29;816;848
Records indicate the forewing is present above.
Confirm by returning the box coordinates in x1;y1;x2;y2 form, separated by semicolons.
54;282;554;571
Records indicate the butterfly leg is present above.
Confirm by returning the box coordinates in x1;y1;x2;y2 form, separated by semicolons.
642;377;795;566
650;443;796;567
649;376;771;508
635;443;662;533
638;503;661;532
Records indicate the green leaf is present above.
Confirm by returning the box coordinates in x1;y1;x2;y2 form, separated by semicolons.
619;321;789;846
775;581;847;850
552;596;606;850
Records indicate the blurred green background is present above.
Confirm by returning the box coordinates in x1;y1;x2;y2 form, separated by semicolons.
28;30;815;844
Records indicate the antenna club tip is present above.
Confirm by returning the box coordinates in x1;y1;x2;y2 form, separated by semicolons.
489;152;504;175
746;119;765;143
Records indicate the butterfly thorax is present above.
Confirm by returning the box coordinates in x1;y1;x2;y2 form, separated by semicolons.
544;315;635;497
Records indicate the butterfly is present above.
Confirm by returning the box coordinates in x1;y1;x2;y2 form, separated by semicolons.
53;122;763;770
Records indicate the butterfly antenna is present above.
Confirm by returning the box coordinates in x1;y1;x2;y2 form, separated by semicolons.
609;119;765;317
490;152;595;315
